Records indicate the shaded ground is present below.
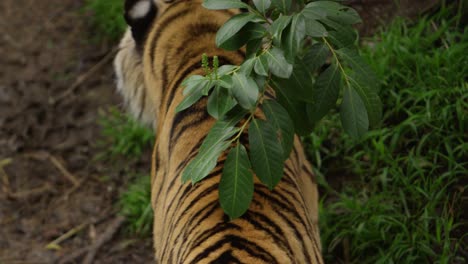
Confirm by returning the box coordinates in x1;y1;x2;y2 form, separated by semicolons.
0;1;153;263
0;0;444;263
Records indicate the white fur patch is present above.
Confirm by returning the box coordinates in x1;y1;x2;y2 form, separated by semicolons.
129;0;151;20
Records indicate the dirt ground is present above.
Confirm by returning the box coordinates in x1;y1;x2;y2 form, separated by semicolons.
0;0;443;263
0;1;154;263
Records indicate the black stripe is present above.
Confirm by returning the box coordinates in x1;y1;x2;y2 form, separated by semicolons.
211;250;240;264
149;6;237;76
189;222;242;255
148;4;192;67
160;145;204;218
169;167;220;226
179;201;221;260
242;211;294;259
254;188;313;262
162;200;221;260
169;100;210;151
254;185;308;226
171;22;221;70
191;234;277;263
165;139;204;193
301;164;317;183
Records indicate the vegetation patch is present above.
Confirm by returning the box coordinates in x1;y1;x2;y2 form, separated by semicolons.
97;107;154;237
119;175;153;236
308;5;467;263
98;107;155;159
84;0;126;40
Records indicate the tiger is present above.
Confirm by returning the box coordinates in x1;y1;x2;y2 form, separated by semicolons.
113;0;323;263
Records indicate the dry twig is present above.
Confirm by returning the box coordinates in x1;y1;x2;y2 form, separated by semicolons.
57;216;126;264
49;155;80;186
0;158;13;194
6;183;54;199
45;222;89;250
83;216;126;264
48;209;114;259
23;151;81;187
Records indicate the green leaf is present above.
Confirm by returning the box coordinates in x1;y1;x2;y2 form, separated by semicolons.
182;127;237;183
218;23;267;51
302;42;330;72
182;112;245;183
340;86;368;138
336;48;382;126
246;38;263;58
324;19;357;48
307;1;361;24
327;30;355;48
254;53;269;77
254;75;267;92
263;100;294;160
306;64;341;125
217;65;237;75
181;75;204;88
239;57;256;75
302;4;326;21
249;118;284;189
336;48;379;88
182;77;210;96
269;15;292;41
244;23;268;40
272;57;314;102
253;0;271;14
219;144;254;219
202;80;214;96
231;72;259;110
306;1;341;11
282;14;306;61
218;74;233;89
304;18;328;37
329;7;361;25
265;47;293;79
271;0;291;13
176;81;207;112
203;0;249;10
270;78;312;135
346;73;382;128
184;140;232;183
207;86;236;119
216;13;258;48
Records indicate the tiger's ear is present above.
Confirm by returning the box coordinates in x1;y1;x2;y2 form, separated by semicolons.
124;0;157;49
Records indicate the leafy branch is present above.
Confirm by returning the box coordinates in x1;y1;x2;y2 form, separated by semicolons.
177;0;382;219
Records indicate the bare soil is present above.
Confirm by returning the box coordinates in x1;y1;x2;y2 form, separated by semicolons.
0;1;153;263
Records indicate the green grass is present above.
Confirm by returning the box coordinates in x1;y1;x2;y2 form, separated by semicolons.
98;107;155;159
119;175;153;236
307;5;467;263
84;0;126;40
97;107;154;236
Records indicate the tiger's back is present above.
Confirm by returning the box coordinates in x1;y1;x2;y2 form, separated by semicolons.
114;0;323;263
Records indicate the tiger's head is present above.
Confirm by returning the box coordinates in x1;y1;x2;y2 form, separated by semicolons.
113;0;234;129
113;0;158;128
